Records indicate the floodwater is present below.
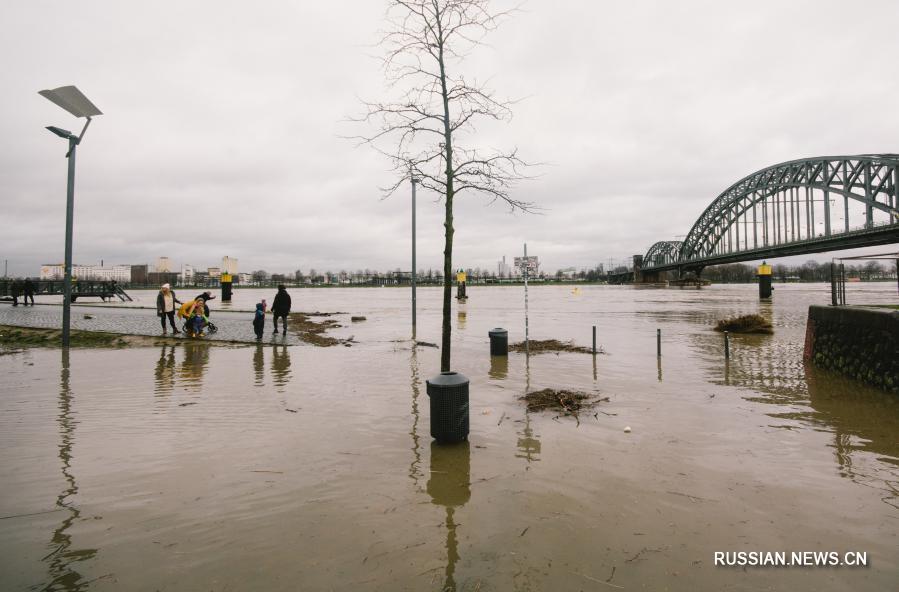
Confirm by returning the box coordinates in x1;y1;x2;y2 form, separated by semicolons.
1;283;897;591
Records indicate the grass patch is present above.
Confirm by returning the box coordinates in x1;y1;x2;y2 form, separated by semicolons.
286;312;350;347
509;339;598;355
0;325;129;349
714;314;773;334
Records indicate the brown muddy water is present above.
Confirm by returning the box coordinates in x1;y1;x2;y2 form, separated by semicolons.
1;284;897;591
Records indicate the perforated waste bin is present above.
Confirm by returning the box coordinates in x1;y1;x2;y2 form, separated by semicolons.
488;328;508;356
426;371;470;443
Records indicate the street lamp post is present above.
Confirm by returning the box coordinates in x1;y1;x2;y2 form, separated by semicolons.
39;86;102;347
411;177;418;341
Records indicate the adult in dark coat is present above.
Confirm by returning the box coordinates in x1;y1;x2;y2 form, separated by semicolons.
10;279;21;307
23;278;35;306
194;291;215;317
271;285;291;335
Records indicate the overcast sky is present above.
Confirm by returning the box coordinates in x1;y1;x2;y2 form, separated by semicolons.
1;0;897;277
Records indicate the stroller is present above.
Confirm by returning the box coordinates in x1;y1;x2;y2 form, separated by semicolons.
178;299;218;337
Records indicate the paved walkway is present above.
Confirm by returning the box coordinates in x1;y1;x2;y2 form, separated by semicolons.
0;303;300;345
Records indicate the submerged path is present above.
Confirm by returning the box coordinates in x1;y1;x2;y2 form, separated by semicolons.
0;303;304;345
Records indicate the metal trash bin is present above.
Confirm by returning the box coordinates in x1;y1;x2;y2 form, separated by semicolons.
488;328;508;356
426;371;470;443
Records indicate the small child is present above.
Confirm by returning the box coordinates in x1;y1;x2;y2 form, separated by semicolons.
189;298;208;337
253;302;265;339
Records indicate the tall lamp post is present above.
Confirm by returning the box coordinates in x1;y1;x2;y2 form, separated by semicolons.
39;86;103;347
411;176;418;341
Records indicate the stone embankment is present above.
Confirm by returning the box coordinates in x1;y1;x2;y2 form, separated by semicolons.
804;305;899;393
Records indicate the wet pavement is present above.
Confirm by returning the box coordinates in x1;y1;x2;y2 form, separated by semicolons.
1;284;898;591
0;303;308;345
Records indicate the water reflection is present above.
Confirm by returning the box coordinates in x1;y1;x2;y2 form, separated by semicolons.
456;309;466;330
154;344;176;395
804;366;899;510
253;344;265;387
656;356;662;383
271;345;292;391
488;355;508;380
409;349;423;485
178;342;210;391
42;349;97;591
693;322;899;510
427;441;471;592
516;412;541;465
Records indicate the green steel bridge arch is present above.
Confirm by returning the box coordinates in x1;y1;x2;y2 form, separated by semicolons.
642;154;899;273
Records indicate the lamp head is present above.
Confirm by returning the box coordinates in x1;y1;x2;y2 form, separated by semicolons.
46;126;74;140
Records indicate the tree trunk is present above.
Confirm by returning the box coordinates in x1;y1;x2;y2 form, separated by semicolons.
438;16;453;373
441;191;453;372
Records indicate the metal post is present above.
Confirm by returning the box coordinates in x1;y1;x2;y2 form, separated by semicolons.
830;262;837;306
724;331;730;359
656;328;661;357
411;177;417;341
592;325;596;355
62;137;77;347
523;243;529;357
823;161;831;236
840;263;846;305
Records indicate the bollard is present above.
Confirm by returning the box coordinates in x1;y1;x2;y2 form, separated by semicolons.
221;272;233;302
657;328;661;357
488;328;508;356
592;325;596;355
724;330;730;359
426;371;470;443
757;262;772;299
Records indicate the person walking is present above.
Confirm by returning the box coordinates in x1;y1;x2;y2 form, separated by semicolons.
156;283;182;335
10;279;21;307
271;284;291;335
23;278;35;306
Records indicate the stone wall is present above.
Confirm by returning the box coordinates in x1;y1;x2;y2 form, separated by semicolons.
804;305;899;393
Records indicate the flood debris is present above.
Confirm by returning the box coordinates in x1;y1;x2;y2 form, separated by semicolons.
714;314;773;334
351;316;367;322
509;339;601;355
520;388;603;417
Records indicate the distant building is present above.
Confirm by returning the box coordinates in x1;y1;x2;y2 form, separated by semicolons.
237;272;253;284
148;271;180;286
155;257;172;273
131;264;148;284
41;264;131;282
221;256;238;275
181;264;195;285
207;267;221;279
497;256;512;278
40;264;64;280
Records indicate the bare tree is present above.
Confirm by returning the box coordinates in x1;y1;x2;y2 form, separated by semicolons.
354;0;534;371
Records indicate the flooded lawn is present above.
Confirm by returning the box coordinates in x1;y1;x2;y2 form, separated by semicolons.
1;284;897;591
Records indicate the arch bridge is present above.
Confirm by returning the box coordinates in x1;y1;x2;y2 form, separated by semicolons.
640;154;899;279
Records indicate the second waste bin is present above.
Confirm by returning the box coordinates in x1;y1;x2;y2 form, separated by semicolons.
488;328;508;356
